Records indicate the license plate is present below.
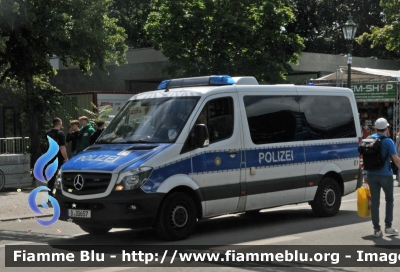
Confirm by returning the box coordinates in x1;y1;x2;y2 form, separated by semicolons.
68;209;91;218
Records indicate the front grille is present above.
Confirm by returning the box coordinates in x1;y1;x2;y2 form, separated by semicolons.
62;172;112;195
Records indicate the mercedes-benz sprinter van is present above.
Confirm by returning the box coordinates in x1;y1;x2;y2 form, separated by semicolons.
55;75;362;240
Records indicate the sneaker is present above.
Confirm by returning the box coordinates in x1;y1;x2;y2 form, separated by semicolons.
385;228;399;235
374;230;383;237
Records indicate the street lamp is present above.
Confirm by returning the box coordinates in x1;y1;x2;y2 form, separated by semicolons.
342;14;357;88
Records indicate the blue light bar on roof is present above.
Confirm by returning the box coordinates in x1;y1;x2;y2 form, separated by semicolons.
157;80;171;89
209;75;236;85
157;75;235;90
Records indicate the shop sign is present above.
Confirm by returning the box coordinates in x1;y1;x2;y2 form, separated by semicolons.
350;82;397;102
97;94;134;122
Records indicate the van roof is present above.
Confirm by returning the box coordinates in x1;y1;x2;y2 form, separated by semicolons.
129;76;353;100
157;75;259;90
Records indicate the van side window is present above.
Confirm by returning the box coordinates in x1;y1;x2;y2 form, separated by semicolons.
298;95;357;140
243;96;302;144
181;97;234;153
207;97;234;143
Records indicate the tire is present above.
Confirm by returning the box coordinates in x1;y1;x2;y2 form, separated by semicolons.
0;169;5;191
311;177;341;217
155;192;197;241
79;225;111;235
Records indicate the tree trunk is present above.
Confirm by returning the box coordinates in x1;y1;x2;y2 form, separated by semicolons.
25;70;41;167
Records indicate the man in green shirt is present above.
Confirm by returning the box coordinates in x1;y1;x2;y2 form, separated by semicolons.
76;116;95;154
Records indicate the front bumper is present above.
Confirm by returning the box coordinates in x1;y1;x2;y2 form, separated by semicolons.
55;189;165;229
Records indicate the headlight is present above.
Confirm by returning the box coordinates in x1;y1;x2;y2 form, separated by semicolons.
114;167;153;191
55;170;62;190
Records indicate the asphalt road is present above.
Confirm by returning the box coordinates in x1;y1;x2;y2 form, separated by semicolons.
1;186;400;271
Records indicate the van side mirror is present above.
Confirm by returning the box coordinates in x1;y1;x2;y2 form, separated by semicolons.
193;124;209;148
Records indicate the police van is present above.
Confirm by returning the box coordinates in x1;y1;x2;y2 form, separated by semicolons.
55;75;363;240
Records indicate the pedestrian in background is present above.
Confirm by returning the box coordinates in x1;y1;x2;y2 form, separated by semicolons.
75;116;95;154
365;118;400;237
396;130;400;186
45;117;68;201
66;120;79;156
90;120;105;145
361;119;369;139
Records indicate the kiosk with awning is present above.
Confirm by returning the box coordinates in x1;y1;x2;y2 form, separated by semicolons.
309;66;400;138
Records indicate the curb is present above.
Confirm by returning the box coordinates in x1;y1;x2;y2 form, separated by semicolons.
0;214;53;222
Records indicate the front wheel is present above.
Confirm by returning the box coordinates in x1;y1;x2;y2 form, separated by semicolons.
79;225;111;235
311;177;341;217
155;192;197;240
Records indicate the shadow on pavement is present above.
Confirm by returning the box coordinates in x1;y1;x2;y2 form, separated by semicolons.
10;208;370;246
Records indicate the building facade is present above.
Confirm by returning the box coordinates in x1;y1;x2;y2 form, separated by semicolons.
1;48;399;138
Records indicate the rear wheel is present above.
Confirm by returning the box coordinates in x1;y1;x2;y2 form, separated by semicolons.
311;177;341;217
155;192;197;240
79;225;111;235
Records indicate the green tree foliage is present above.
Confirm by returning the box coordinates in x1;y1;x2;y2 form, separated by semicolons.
357;0;400;56
0;36;7;53
20;78;67;153
82;102;114;127
145;0;304;83
286;0;397;59
0;76;67;152
0;0;127;164
110;0;152;49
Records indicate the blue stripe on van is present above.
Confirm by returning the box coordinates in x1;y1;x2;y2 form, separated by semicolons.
142;142;359;193
245;142;359;168
141;157;192;192
191;150;242;173
304;142;359;163
245;146;305;168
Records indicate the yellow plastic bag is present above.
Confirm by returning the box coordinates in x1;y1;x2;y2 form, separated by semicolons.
357;185;371;218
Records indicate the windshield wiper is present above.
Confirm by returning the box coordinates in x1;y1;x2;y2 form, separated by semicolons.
123;140;153;143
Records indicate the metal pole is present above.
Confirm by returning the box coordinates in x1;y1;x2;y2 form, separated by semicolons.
347;43;353;88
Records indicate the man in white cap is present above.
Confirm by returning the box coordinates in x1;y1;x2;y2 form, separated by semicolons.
365;117;400;237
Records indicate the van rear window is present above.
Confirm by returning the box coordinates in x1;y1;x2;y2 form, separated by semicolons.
243;95;357;144
298;95;357;140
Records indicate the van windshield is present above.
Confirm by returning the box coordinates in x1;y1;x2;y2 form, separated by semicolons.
96;97;200;143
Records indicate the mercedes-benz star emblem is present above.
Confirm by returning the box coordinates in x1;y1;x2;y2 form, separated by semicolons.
73;175;85;191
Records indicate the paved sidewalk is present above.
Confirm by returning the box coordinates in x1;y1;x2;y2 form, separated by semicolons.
0;187;53;222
